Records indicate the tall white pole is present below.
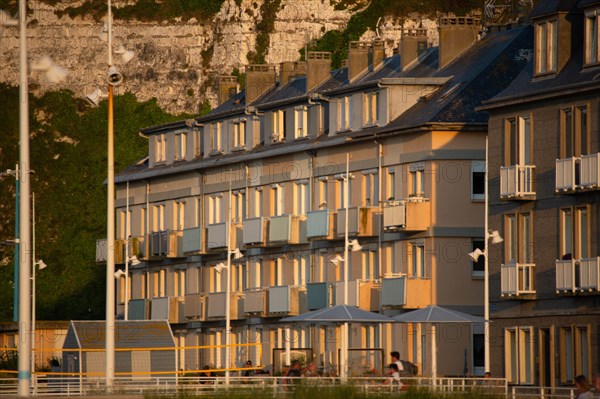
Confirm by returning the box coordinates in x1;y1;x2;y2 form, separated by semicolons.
340;153;350;382
31;193;36;380
224;178;232;385
484;137;490;374
124;182;129;321
17;0;32;394
105;0;116;389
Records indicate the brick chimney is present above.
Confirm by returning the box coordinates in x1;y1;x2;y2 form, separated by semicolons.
217;76;238;106
306;51;331;92
400;28;428;70
372;39;385;70
280;61;307;85
348;41;371;82
245;64;277;104
438;17;480;70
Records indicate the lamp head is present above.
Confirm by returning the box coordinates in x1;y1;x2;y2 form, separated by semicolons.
468;248;485;262
129;255;140;266
489;230;504;244
232;248;244;260
114;269;126;279
330;254;344;266
214;263;226;274
107;65;123;86
348;239;362;252
35;260;47;270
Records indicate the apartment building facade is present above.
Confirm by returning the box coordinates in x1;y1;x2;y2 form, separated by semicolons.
482;0;600;388
101;19;532;377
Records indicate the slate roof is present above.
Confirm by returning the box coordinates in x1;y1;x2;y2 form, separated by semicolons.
63;320;175;349
530;0;580;18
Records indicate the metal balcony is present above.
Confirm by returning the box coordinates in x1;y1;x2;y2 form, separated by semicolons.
555;157;579;192
150;296;184;323
206;292;240;319
128;298;150;320
383;199;430;231
306;282;331;310
500;165;535;199
501;262;536;296
306;210;336;239
207;222;230;250
555;259;576;293
580;153;600;189
336;207;379;237
243;217;268;246
335;280;380;311
579;257;600;291
268;286;300;315
243;289;266;315
381;275;431;309
269;214;305;244
184;293;204;320
182;227;205;254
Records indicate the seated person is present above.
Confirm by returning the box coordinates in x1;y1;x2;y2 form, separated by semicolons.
384;363;404;389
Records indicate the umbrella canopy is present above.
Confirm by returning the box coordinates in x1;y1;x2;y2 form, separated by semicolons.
392;305;484;323
281;304;394;323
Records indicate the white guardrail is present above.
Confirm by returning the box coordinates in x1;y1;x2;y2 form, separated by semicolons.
0;375;579;398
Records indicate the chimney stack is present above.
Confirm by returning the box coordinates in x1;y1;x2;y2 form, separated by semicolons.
280;61;307;85
438;17;480;70
400;28;428;70
348;41;371;82
371;39;385;70
245;64;277;104
306;51;331;92
217;76;239;106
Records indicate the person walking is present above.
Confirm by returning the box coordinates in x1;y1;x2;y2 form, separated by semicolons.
575;375;594;399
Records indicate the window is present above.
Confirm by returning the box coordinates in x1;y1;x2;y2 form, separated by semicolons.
154;134;166;163
535;20;557;74
140;207;146;236
505;327;534;384
153;269;166;298
294;106;308;139
363;91;379;126
409;162;425;197
193;128;201;157
118;210;127;239
211;265;224;293
318;178;328;209
272;110;286;142
232;119;246;149
210;122;222;152
471;240;485;277
293;181;308;215
173;200;185;231
337;96;350;131
270;184;284;216
560;105;589;158
505;212;532;264
208;194;222;224
253;188;263;218
384;244;401;275
585;11;599;65
231;263;247;292
248;259;262;289
362;250;378;280
362;170;378;207
560;207;590;260
174;132;187;160
272;257;284;286
504;116;532;166
386;169;395;201
174;269;185;297
336;174;352;209
471;161;485;200
409;241;425;278
560;327;574;383
575;326;590;378
117;273;127;304
293;254;310;286
152;204;165;232
141;271;148;299
232;190;246;223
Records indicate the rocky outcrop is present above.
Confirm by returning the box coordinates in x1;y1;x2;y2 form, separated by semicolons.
0;0;440;114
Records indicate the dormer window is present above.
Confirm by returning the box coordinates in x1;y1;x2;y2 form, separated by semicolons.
337;96;351;132
535;20;558;75
232;119;246;149
154;134;166;163
174;132;187;161
272;110;286;143
294;106;308;139
585;10;599;65
363;91;379;127
210;122;222;153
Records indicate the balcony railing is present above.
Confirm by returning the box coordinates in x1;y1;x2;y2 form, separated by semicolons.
243;289;266;315
555;259;576;293
335;280;380;311
128;298;150;320
269;214;305;244
306;210;336;239
268;286;300;315
336;207;378;237
207;222;236;250
183;293;204;321
579;256;600;291
580;153;600;188
306;282;331;310
383;199;430;232
500;165;535;199
555;157;578;192
150;296;184;323
206;292;240;319
243;217;268;246
182;227;205;254
501;262;535;296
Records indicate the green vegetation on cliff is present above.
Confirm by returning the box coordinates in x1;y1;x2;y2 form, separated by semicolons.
0;84;192;321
